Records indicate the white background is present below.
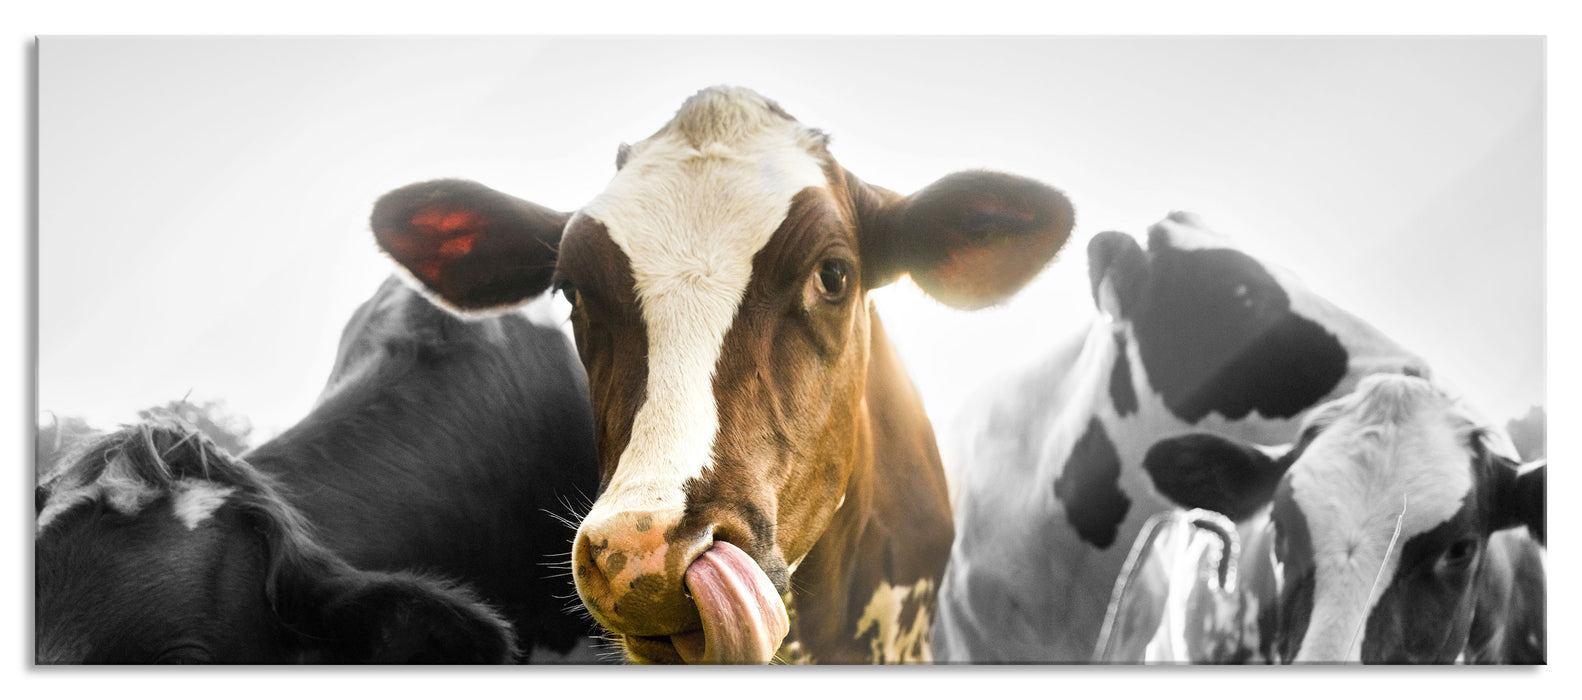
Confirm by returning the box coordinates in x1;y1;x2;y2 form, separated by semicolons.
10;1;1576;697
37;36;1545;439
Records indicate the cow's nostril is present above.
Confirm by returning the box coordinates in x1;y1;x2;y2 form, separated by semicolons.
573;532;613;600
571;508;706;632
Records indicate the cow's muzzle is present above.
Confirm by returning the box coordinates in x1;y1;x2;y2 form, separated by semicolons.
572;510;789;664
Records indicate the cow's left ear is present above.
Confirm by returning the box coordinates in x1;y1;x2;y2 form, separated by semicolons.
856;170;1075;310
1491;459;1545;545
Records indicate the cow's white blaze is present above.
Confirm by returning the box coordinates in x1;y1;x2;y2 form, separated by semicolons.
171;480;236;530
1287;375;1474;662
574;88;828;522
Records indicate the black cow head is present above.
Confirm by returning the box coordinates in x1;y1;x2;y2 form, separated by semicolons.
35;422;518;664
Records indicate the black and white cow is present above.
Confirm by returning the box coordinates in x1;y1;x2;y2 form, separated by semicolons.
35;275;602;663
933;212;1427;662
1144;373;1545;663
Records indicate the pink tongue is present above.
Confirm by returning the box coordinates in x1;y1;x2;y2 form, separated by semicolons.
674;541;789;664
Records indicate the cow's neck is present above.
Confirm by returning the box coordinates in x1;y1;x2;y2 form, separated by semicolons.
779;309;953;664
940;316;1224;662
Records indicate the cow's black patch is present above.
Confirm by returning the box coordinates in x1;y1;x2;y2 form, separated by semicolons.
1268;478;1316;663
1109;332;1138;417
1053;418;1130;549
1361;510;1481;663
1131;242;1349;424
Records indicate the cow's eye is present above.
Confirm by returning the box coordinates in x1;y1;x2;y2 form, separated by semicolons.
1439;538;1479;571
553;279;580;307
816;259;851;302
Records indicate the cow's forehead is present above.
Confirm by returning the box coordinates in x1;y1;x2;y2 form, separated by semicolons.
37;459;237;537
581;90;831;252
571;87;832;517
1290;381;1473;539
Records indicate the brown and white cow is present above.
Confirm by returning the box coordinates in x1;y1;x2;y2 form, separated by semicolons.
370;86;1075;663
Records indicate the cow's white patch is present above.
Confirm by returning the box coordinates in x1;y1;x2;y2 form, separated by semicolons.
853;578;936;663
36;488;95;534
574;87;828;521
37;455;161;535
171;480;236;530
1287;375;1475;662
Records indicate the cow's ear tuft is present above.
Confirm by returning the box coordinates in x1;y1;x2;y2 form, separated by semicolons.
371;179;568;313
1142;433;1292;522
857;170;1075;309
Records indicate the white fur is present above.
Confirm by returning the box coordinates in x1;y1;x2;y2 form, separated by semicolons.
574;88;827;525
36;487;96;535
36;455;161;535
37;459;237;535
1287;375;1475;662
171;480;235;530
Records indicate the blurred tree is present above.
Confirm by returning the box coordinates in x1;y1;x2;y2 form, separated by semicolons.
137;398;255;456
35;413;103;478
1505;405;1546;462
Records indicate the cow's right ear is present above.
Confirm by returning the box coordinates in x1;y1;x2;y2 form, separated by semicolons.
371;179;568;313
1142;433;1293;522
854;170;1075;310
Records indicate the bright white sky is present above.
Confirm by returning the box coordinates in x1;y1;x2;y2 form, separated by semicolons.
39;36;1543;444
